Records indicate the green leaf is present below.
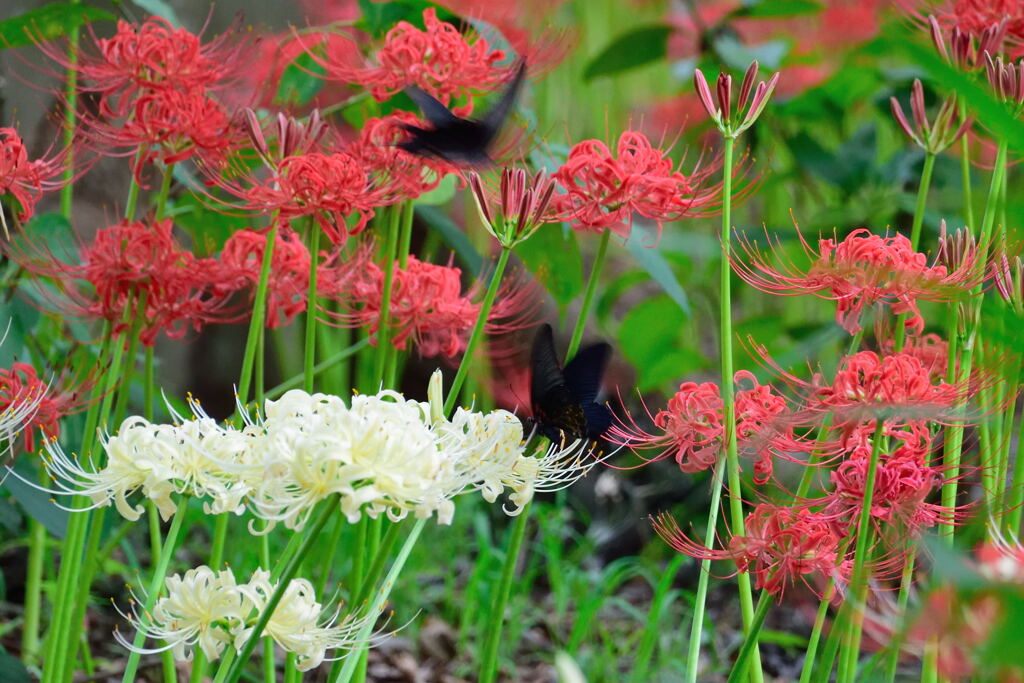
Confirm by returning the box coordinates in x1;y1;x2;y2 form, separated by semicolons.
736;0;822;18
168;192;250;255
414;206;483;274
514;224;583;308
712;35;790;71
617;295;698;390
583;25;673;82
627;225;691;316
416;173;458;206
4;461;68;539
0;647;30;683
275;51;327;107
0;2;114;50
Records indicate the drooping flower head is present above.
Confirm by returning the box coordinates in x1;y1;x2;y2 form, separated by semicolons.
734;227;984;335
469;166;559;248
321;251;539;358
553;130;724;241
653;504;849;600
610;370;803;484
316;8;512;116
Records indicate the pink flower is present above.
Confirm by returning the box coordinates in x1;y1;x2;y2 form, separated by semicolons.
653;504;849;599
734;227;983;335
610;371;801;484
552;131;723;241
321;252;539;358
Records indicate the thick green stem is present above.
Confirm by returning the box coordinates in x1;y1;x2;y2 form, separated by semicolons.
444;247;512;414
798;581;836;683
121;502;188;683
686;464;726;683
238;223;280;404
718;136;763;683
372;206;402;385
59;3;80;219
304;222;321;393
479;503;532;683
21;470;47;665
884;548;917;682
334;518;426;683
353;520;403;605
566;229;612;360
726;592;771;683
154;164;174;219
958;104;974;231
894;152;936;351
217;498;340;683
837;421;887;683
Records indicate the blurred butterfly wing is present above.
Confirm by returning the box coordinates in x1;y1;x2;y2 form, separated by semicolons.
562;342;611;405
530;323;565;412
563;342;613;439
405;86;459;127
481;60;527;141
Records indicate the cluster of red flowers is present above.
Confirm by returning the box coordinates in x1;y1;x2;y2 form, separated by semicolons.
0;128;67;230
321;252;539;358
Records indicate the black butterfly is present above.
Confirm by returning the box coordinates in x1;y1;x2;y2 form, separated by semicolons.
527;323;613;445
398;60;526;167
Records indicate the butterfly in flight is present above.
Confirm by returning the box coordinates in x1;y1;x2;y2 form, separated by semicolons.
526;323;613;445
398;60;527;167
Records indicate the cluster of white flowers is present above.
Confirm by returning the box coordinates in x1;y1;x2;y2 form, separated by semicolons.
38;371;605;529
114;565;382;671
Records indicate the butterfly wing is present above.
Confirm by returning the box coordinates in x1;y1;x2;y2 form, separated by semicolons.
405;86;460;127
480;60;527;142
530;323;565;412
562;342;613;439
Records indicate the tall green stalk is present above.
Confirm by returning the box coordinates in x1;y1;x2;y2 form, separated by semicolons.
238;222;280;404
121;502;188;683
837;420;887;682
444;247;512;414
304;221;321;393
686;464;725;683
59;0;80;220
372;206;401;384
566;230;611;359
718;136;763;683
479;504;532;683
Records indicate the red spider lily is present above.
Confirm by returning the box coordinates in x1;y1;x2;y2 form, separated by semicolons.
224;151;396;245
313;8;511;117
35;16;250;117
818;445;958;538
882;333;951;380
653;505;850;600
552;131;725;241
733;227;985;335
79;87;239;180
348;112;455;202
994;252;1024;312
320;251;540;358
241;109;329;169
754;347;978;429
13;219;233;345
891;79;972;154
902;1;1024;55
0;362;87;454
609;371;804;484
469;166;558;248
984;51;1024;109
0;128;68;233
213;227;319;329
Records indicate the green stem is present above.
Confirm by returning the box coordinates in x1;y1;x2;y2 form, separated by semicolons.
238;223;280;405
726;592;771;683
372;206;402;385
837;420;887;683
798;581;836;683
304;222;321;393
123;149;145;222
883;548;917;682
260;520;276;683
265;340;368;400
353;521;403;605
121;502;188;683
21;470;47;665
144;347;154;421
718;136;763;683
398;201;415;269
217;497;340;683
444;247;512;414
154;163;174;220
479;503;532;683
686;464;726;683
958;104;974;231
894;152;936;351
566;229;612;360
333;518;426;683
